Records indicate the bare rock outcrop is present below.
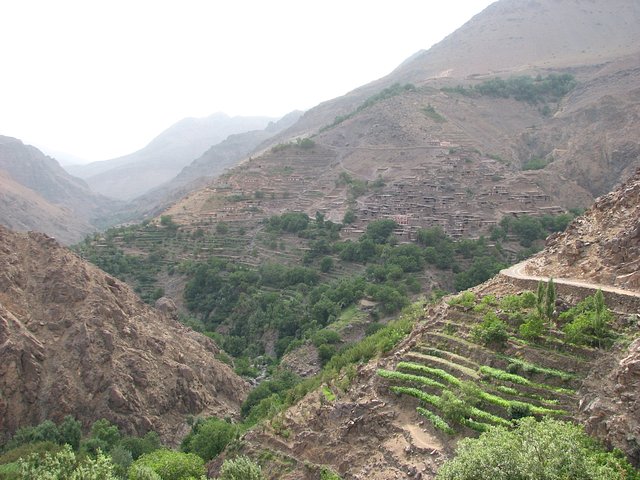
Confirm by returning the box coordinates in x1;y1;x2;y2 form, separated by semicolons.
580;338;640;466
526;168;640;292
0;225;249;445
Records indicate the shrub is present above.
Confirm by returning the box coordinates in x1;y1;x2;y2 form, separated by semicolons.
129;449;205;480
19;445;117;479
217;455;265;480
447;291;476;309
519;313;545;340
181;417;240;461
561;290;614;348
436;417;638;480
471;312;509;346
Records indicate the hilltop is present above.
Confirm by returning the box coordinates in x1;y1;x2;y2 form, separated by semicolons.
0;225;249;445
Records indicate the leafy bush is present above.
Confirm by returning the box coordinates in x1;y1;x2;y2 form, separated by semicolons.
448;291;476;309
518;313;545;340
562;290;614;348
129;449;205;480
18;445;117;480
436;417;639;480
217;455;264;480
181;417;240;461
471;312;509;346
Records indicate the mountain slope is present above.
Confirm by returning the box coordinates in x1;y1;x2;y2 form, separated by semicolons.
0;136;118;244
226;169;640;479
388;0;640;83
0;225;249;444
68;113;276;200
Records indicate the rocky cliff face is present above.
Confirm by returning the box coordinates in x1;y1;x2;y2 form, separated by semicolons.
0;226;249;444
580;338;640;466
526;167;640;291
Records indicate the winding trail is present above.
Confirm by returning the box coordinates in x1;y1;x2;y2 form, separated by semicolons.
500;262;640;310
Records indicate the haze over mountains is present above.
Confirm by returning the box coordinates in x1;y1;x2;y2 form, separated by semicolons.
67;113;277;201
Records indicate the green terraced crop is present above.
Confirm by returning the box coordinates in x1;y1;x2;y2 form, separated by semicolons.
479;366;575;395
397;362;462;386
376;369;446;389
468;406;511;427
416;407;454;434
497;355;575;380
389;386;440;407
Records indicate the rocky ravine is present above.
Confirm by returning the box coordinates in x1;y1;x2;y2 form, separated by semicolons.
0;225;249;445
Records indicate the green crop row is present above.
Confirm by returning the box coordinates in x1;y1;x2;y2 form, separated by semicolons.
389;386;440;407
397;362;462;386
376;369;446;389
416;407;454;434
497;355;575;380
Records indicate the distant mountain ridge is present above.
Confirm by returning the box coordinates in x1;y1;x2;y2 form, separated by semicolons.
0;136;118;244
106;110;304;222
67;113;277;200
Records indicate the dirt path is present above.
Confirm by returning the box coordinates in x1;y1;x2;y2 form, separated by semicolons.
500;262;640;299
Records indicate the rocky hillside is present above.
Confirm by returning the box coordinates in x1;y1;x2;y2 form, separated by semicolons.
226;168;640;478
0;136;118;244
0;225;249;445
68;113;276;201
261;0;640;210
526;167;640;291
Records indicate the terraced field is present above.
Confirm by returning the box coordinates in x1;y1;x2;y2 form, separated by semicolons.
376;290;598;435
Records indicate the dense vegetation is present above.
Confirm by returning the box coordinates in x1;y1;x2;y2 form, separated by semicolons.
437;418;639;480
443;74;577;109
0;417;265;480
180;217;514;365
76;208;576;380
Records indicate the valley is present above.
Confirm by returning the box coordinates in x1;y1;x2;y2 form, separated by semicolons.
1;0;640;478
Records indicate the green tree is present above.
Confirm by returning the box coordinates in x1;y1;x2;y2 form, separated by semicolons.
181;417;240;461
217;456;264;480
319;256;334;273
129;449;205;480
536;280;546;319
545;277;556;322
342;209;356;224
59;416;82;451
82;419;121;456
364;219;397;244
19;445;117;480
119;431;162;460
436;417;638;480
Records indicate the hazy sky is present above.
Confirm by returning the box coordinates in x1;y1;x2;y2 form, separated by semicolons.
0;1;495;162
